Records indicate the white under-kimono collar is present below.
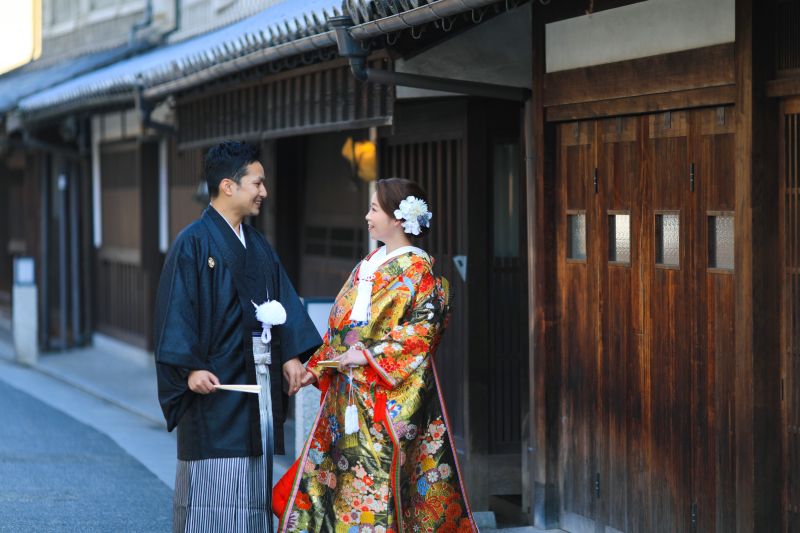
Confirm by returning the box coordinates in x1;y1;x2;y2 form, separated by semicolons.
350;246;424;323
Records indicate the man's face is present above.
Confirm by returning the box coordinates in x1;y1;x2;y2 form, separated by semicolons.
225;161;267;217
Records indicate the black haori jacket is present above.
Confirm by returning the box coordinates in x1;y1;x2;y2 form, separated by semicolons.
154;206;322;461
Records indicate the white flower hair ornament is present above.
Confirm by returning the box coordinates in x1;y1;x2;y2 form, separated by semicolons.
393;196;433;236
252;300;286;344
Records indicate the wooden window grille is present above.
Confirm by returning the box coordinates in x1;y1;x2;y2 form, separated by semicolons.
778;0;800;72
783;111;800;533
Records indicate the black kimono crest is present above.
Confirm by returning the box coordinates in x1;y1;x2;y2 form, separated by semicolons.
154;206;322;461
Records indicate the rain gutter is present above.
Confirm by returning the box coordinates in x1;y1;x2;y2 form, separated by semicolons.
330;10;531;102
347;0;506;40
142;30;337;101
23;93;135;124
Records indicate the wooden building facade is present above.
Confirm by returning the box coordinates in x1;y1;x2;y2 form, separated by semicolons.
6;0;797;530
525;1;785;531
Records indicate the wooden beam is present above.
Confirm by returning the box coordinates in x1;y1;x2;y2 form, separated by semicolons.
544;43;735;107
734;1;782;532
767;76;800;98
546;85;735;122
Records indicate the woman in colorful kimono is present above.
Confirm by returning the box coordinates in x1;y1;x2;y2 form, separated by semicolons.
275;178;477;533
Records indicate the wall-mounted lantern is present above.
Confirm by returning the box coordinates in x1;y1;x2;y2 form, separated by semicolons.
341;137;376;182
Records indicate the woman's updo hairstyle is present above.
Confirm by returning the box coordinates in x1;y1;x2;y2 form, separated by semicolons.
375;178;431;239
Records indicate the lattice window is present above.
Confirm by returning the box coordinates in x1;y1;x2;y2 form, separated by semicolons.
784;112;800;533
778;0;800;72
303;226;365;261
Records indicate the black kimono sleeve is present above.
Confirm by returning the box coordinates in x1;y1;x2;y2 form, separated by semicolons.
154;235;210;432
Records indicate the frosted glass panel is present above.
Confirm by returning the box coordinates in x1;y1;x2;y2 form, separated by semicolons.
608;214;631;263
709;214;734;270
655;213;680;266
492;142;520;257
568;214;586;260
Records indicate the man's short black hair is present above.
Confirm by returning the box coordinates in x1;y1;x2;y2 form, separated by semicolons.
203;141;262;198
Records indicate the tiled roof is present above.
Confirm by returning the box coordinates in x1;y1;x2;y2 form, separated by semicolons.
18;0;341;116
0;44;146;114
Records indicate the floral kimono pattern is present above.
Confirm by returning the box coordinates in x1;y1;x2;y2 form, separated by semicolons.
279;249;477;533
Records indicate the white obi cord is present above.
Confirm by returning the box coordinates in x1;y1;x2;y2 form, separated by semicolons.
253;352;271;375
349;246;425;323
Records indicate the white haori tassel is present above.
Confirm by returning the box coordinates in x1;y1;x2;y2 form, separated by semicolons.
344;405;359;434
253;300;286;344
344;367;359;434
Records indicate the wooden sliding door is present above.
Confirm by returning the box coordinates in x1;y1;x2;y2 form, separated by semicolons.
556;108;736;533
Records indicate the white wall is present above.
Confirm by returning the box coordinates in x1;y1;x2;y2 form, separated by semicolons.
395;3;532;99
546;0;735;73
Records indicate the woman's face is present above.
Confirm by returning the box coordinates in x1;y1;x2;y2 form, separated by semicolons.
365;191;399;242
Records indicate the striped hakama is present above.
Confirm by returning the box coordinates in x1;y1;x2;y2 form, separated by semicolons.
173;354;274;533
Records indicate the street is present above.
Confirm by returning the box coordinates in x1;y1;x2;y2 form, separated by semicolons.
0;335;178;533
0;382;173;532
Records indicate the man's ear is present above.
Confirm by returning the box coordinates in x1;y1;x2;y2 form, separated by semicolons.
220;178;234;197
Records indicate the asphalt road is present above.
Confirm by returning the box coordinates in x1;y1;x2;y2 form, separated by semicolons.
0;383;173;533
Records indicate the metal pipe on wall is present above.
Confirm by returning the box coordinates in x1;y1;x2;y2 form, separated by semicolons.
69;161;82;346
349;58;530;101
58;160;69;350
40;153;49;351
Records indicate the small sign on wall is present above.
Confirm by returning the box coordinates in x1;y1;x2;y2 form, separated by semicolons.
13;257;35;286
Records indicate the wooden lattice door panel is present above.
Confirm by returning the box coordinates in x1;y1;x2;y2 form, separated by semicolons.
95;141;160;348
692;107;737;533
596;117;639;533
557;121;600;523
381;139;466;440
783;108;800;533
646;111;696;533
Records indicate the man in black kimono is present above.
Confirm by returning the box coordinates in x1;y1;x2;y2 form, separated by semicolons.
154;141;322;533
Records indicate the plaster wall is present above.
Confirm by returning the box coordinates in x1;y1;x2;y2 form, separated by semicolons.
395;3;532;99
546;0;734;72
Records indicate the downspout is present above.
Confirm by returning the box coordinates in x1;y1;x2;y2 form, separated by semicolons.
134;82;175;134
162;0;181;42
129;0;153;47
329;12;531;102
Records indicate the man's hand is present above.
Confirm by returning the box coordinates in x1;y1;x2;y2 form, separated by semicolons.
300;371;318;388
282;357;306;396
188;370;220;394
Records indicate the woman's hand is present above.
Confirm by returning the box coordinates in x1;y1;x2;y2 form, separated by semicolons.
333;348;368;373
300;370;318;387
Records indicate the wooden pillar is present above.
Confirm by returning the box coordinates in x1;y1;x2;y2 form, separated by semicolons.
139;141;163;351
528;9;560;530
465;97;491;510
734;0;782;531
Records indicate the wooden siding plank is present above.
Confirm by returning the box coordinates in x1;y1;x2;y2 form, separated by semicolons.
545;44;735;107
546;85;736;122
